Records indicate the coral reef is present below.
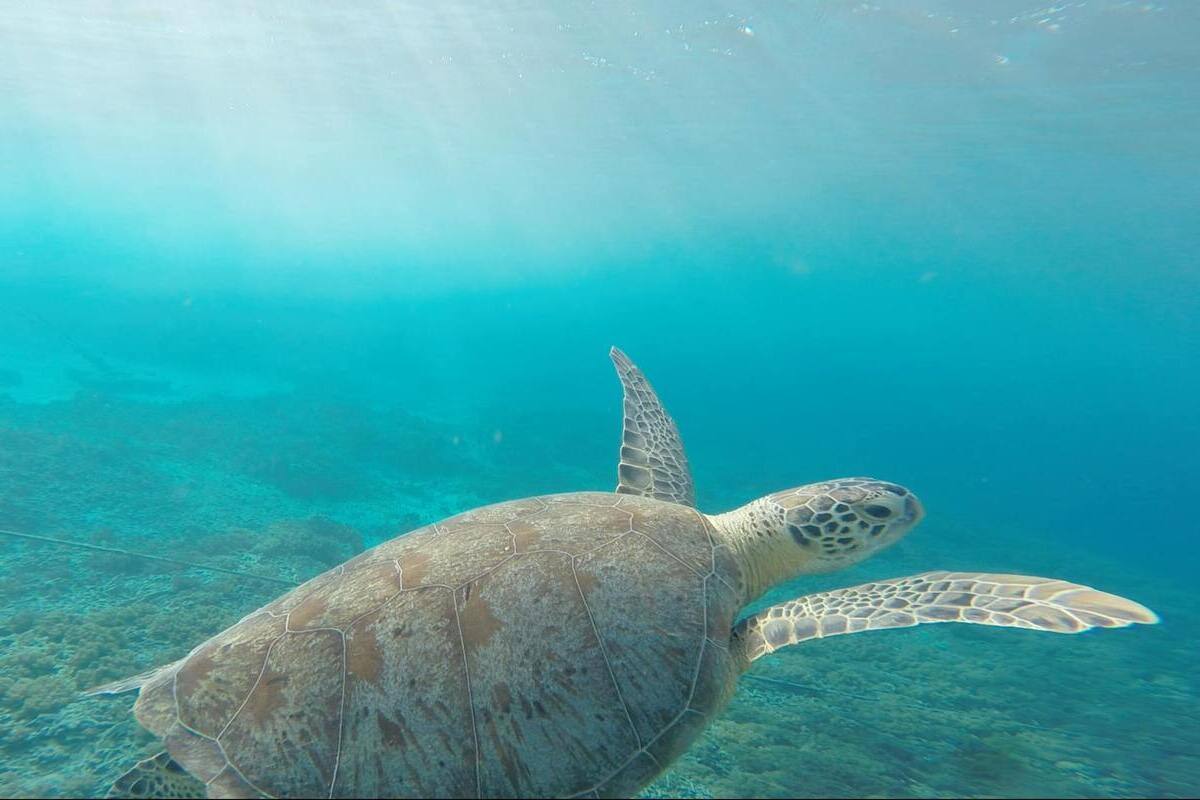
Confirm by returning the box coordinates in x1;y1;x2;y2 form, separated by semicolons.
0;390;1196;798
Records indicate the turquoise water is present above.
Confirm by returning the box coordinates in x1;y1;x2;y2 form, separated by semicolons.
1;2;1197;797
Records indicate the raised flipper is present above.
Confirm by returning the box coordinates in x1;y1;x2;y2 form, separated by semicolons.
609;346;695;507
733;571;1159;664
106;751;205;799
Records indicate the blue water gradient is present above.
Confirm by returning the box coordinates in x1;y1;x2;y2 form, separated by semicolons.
0;2;1196;797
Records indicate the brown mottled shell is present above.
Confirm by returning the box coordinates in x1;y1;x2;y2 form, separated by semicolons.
131;492;744;799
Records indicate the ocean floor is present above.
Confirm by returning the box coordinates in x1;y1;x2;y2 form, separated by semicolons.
0;383;1195;798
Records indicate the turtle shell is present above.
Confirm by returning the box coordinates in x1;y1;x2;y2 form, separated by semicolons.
130;492;745;798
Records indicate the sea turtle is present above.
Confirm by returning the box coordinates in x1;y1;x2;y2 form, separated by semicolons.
91;347;1157;799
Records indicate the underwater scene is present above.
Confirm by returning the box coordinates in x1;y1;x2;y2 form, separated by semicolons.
1;1;1197;798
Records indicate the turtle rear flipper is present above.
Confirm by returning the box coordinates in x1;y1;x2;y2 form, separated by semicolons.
85;665;169;696
107;751;205;799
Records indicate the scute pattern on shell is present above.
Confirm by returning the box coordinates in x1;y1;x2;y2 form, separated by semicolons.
129;492;742;799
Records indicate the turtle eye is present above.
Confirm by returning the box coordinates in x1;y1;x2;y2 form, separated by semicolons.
863;505;892;519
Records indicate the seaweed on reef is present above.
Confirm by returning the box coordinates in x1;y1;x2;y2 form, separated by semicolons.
642;769;715;799
207;395;480;500
0;390;484;559
0;424;174;535
3;675;77;720
196;515;364;578
943;733;1033;791
245;450;371;501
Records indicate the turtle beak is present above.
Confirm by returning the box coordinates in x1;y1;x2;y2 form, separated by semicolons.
901;495;925;525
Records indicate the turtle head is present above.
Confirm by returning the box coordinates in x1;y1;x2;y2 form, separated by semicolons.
769;478;924;574
711;478;924;601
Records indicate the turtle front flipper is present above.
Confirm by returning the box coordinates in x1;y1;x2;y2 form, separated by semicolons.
107;751;206;799
732;571;1158;664
609;346;695;507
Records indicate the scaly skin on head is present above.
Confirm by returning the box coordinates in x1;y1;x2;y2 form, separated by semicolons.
707;478;925;604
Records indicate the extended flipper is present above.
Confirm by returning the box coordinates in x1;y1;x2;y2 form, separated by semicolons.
106;751;205;799
85;665;167;696
609;347;695;507
734;571;1158;664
